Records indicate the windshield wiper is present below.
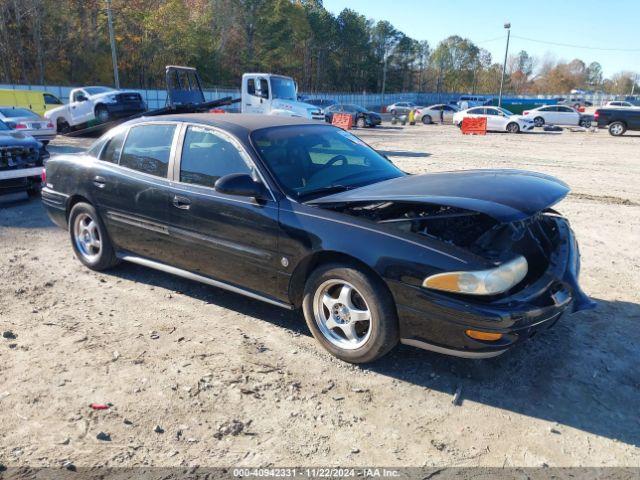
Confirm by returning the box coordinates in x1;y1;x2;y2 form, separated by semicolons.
300;184;356;201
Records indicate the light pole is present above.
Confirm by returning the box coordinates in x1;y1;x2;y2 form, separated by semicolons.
498;22;511;108
106;0;120;89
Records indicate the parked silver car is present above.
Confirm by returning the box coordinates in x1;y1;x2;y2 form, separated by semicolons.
0;106;56;144
415;104;460;124
386;101;421;115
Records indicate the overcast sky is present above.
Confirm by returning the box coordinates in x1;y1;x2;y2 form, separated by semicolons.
323;0;639;77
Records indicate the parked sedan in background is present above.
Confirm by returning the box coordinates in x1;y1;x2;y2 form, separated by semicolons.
604;101;637;108
0;119;48;195
386;101;419;115
0;106;56;144
522;105;591;127
415;104;459;124
453;106;534;133
41;114;593;362
324;104;381;128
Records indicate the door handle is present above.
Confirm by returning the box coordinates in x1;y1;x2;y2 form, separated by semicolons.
172;195;191;210
93;175;106;188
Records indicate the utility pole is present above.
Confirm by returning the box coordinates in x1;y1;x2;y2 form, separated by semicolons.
381;52;388;108
498;22;511;108
106;0;120;88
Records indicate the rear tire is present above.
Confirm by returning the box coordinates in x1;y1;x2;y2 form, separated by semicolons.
390;109;397;116
579;118;592;128
506;122;520;134
57;118;70;134
422;114;432;125
533;116;545;127
302;263;399;364
608;121;626;136
95;105;110;123
68;202;119;271
356;117;366;128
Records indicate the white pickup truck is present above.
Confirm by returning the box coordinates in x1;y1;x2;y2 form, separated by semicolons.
241;73;324;120
44;86;146;133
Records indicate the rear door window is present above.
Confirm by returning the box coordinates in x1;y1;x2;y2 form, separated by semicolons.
119;124;176;177
97;129;127;163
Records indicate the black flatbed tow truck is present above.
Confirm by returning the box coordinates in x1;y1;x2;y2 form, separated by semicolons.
65;66;239;138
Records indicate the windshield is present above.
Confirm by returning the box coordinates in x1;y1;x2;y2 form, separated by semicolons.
497;107;515;116
0;107;39;118
348;104;367;113
84;86;115;95
252;125;404;200
271;77;297;101
0;120;9;131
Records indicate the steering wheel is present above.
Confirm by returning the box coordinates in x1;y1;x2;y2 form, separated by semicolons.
318;154;347;171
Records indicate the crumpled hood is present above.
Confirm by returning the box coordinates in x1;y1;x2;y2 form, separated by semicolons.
311;169;570;223
0;131;40;147
90;89;139;101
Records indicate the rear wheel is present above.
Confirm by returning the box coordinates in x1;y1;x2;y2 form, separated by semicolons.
533;116;545;127
608;121;626;136
356;117;366;128
95;105;110;123
69;202;119;271
422;114;432;125
57;118;70;134
579;118;592;128
506;122;520;134
390;109;397;116
302;264;398;363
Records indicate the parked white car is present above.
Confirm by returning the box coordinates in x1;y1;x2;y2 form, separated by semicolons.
522;105;591;127
604;101;637;108
453;106;534;133
415;104;459;124
0;106;56;144
45;86;146;133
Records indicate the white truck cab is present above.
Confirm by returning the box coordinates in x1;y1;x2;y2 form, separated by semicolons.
241;73;323;120
45;86;146;133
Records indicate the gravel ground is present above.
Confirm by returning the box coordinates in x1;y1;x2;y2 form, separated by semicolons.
0;123;639;468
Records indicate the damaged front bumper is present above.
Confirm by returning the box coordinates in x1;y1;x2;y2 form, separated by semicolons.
390;217;596;358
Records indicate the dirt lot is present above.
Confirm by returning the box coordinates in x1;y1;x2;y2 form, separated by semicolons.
1;124;639;469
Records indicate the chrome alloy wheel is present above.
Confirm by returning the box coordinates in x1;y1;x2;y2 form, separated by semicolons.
73;212;101;262
610;123;625;135
313;280;372;350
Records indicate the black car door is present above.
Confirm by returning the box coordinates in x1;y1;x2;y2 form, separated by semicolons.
165;124;282;298
91;122;178;262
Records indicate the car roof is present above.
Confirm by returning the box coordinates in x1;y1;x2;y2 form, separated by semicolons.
122;113;318;135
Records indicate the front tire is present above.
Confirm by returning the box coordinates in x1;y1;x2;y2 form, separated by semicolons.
608;121;626;136
533;116;545;127
69;202;119;271
302;264;399;363
422;114;432;125
506;122;520;134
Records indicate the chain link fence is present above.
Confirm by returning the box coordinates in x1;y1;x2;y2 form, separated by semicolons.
0;83;622;111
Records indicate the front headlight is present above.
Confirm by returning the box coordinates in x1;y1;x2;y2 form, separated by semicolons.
423;255;528;295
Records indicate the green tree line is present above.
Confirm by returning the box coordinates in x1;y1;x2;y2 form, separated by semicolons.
0;0;637;95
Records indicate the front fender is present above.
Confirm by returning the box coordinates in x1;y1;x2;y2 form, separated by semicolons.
277;200;481;303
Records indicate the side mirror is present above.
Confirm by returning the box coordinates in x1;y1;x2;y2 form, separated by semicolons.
215;173;267;199
76;95;88;102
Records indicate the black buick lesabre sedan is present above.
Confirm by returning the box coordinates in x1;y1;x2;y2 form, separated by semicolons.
42;114;595;363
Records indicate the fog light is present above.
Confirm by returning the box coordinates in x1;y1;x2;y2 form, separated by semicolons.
465;329;503;341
